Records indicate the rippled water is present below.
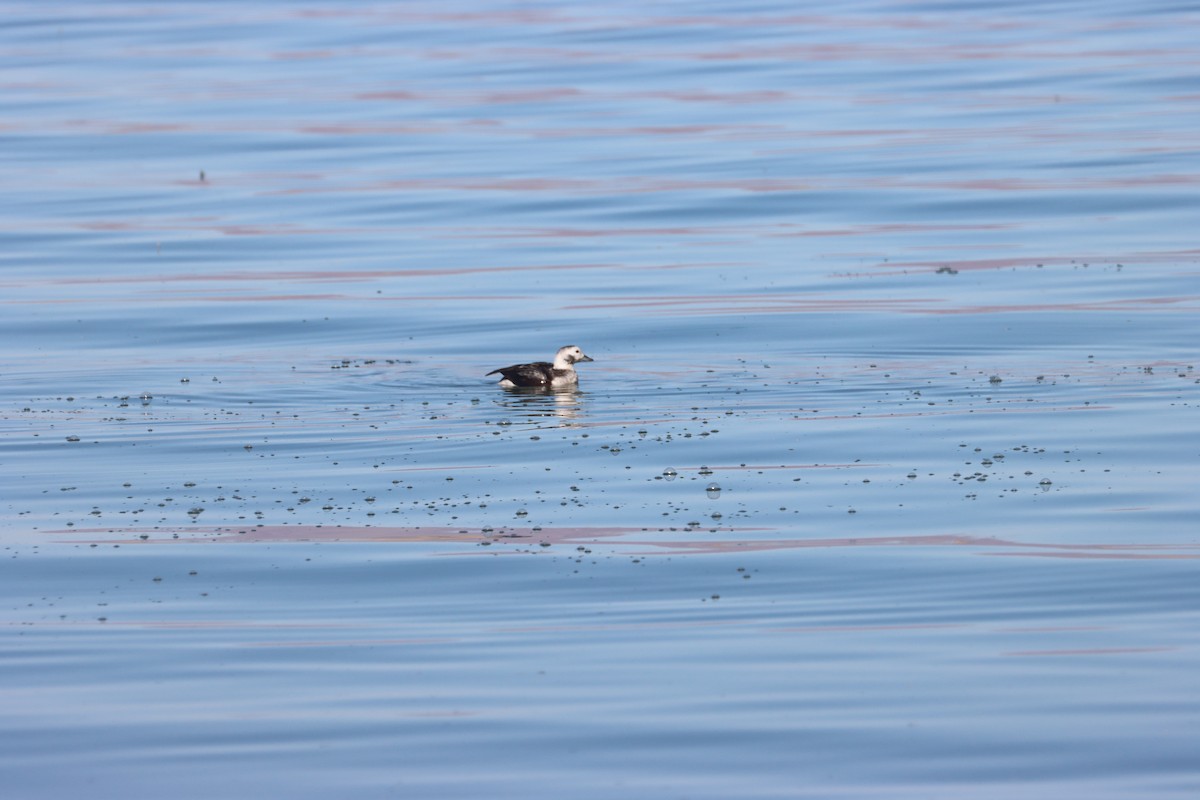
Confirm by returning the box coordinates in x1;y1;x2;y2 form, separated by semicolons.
3;2;1199;797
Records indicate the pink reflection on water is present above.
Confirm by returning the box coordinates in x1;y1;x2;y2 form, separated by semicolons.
43;263;625;285
52;527;1200;560
1006;647;1176;657
564;291;1200;316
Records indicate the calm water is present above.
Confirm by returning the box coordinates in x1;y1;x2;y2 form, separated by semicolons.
2;2;1199;797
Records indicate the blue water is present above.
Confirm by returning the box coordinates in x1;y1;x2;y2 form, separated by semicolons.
2;2;1199;797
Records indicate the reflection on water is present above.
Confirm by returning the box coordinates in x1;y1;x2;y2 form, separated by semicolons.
493;385;586;422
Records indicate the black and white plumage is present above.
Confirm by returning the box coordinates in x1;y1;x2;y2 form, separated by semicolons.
486;345;594;388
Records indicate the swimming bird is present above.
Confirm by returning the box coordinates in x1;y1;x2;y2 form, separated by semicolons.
487;345;594;388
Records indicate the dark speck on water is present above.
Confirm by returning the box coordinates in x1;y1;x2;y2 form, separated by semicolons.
2;1;1199;799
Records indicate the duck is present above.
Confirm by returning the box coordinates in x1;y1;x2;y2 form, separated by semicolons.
487;345;594;388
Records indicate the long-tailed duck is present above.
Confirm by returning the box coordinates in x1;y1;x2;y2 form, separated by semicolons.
487;345;594;388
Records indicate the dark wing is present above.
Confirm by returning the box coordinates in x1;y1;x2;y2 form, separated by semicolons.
486;362;553;386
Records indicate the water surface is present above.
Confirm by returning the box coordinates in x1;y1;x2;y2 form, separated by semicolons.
2;2;1198;798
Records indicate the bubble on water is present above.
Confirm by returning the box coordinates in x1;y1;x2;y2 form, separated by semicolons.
699;465;713;475
515;508;528;517
662;468;677;480
706;483;721;499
